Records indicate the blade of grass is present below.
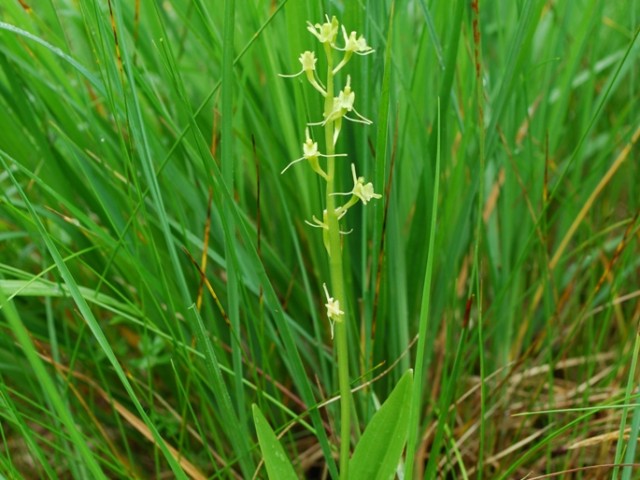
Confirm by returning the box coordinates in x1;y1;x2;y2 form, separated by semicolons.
617;331;640;480
368;0;395;399
189;305;253;478
405;97;441;479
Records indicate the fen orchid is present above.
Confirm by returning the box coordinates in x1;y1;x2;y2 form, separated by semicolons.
279;16;377;474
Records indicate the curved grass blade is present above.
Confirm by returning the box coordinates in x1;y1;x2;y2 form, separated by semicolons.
252;404;298;480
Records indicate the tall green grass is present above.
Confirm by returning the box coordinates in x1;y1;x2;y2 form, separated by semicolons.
0;0;639;477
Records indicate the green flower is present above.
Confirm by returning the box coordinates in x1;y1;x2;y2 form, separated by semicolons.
280;128;346;178
351;169;382;205
321;76;372;126
332;164;382;207
323;283;344;319
323;283;344;338
279;51;326;96
305;207;351;255
308;76;372;145
299;50;317;71
305;207;348;231
307;15;340;45
340;26;374;55
333;26;374;73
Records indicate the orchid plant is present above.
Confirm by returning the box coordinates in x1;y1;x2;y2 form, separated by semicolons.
279;17;379;476
253;16;412;480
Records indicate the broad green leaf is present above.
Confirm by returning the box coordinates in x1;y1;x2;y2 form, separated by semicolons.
252;404;298;480
350;370;414;480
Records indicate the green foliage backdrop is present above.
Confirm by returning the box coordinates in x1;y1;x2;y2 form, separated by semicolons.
0;0;638;478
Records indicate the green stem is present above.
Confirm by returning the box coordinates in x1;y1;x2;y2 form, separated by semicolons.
323;44;351;480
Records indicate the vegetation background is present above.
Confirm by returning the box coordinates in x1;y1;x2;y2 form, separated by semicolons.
0;0;639;478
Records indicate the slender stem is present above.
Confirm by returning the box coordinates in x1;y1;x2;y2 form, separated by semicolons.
323;43;351;480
